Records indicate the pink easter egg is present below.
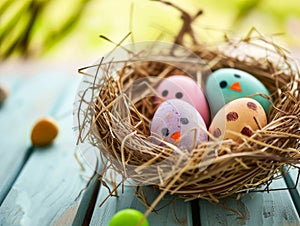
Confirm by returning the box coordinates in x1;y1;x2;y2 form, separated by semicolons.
156;75;210;125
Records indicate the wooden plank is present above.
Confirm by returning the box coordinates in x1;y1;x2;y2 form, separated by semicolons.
0;72;70;204
285;167;300;214
0;74;99;226
90;181;193;226
199;178;300;226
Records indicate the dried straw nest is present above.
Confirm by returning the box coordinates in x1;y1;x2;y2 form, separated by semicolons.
76;3;300;205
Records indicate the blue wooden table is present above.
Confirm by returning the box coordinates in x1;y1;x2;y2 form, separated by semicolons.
0;71;300;226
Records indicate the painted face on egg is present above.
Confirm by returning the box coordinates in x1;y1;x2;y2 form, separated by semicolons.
156;75;210;126
209;98;267;142
205;68;271;117
150;99;208;150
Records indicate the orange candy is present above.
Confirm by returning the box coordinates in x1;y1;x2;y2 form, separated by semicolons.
31;117;59;147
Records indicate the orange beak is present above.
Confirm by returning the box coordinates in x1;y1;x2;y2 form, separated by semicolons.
230;82;242;92
171;131;181;140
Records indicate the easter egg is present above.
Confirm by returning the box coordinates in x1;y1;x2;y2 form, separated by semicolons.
150;99;208;150
156;75;210;125
209;98;267;142
109;209;149;226
205;68;271;117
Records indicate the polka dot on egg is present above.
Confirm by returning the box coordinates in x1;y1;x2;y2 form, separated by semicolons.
247;102;257;111
226;112;239;121
213;128;222;138
241;127;253;137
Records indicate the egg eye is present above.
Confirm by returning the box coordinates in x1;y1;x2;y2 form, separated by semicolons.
234;74;241;78
175;92;183;99
161;128;170;137
180;117;189;125
162;90;168;97
219;81;227;88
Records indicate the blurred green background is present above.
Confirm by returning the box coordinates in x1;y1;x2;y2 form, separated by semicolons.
1;0;300;62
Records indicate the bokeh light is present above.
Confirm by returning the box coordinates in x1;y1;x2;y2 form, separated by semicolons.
1;0;299;62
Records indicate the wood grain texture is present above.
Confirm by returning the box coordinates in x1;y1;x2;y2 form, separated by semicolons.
0;73;69;204
199;178;300;226
287;168;300;190
285;167;300;215
90;181;193;226
0;74;97;226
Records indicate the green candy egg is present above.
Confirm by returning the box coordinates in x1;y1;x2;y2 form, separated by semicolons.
205;68;271;117
109;209;149;226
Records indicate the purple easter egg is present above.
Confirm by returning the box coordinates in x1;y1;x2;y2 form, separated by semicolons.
150;99;208;150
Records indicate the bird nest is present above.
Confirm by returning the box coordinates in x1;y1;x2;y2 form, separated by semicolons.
75;3;300;207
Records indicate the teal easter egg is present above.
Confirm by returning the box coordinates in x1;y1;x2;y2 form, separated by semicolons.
109;209;149;226
205;68;271;117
